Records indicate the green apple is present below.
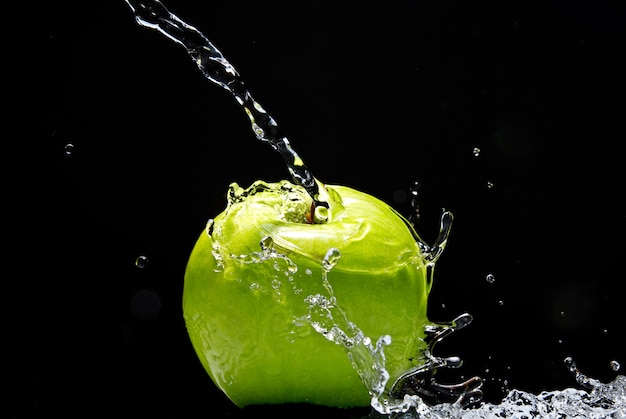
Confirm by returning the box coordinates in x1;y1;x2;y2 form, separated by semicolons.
183;179;433;408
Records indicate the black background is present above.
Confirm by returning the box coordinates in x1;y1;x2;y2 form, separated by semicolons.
8;1;626;417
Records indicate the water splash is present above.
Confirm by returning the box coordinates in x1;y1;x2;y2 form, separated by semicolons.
127;1;479;412
124;0;326;208
230;239;479;415
200;181;481;414
126;1;626;416
307;248;393;405
388;314;483;408
377;360;626;419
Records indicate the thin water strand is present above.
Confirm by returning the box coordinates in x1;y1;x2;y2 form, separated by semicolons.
425;210;453;264
124;0;324;207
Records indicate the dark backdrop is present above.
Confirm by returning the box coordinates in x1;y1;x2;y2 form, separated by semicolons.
8;1;625;417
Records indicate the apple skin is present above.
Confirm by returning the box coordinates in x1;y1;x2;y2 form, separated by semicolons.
183;180;432;408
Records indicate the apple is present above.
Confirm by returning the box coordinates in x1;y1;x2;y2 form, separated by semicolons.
183;179;433;408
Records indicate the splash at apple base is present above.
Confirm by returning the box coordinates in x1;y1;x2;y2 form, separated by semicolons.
385;359;626;418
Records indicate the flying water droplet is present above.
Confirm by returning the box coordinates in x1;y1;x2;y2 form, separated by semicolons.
610;360;621;372
408;180;421;227
485;273;495;283
472;147;481;158
64;142;75;155
135;255;149;268
410;181;421;197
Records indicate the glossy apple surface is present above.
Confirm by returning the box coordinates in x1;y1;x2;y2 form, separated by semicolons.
183;180;432;408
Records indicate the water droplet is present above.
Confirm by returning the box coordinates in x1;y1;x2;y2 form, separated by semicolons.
501;379;510;393
486;181;494;189
486;273;495;283
409;180;421;196
610;360;621;372
64;142;75;155
472;147;481;157
603;328;609;335
564;356;576;372
408;181;422;226
560;311;566;317
322;248;341;271
498;300;504;306
135;255;149;269
260;236;274;252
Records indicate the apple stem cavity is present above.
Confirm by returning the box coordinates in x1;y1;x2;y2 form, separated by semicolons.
313;205;330;224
